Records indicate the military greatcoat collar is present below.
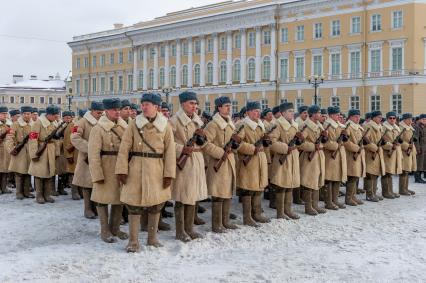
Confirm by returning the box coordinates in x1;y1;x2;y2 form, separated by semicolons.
276;116;297;131
17;117;29;127
213;113;235;130
98;116;116;132
324;118;339;129
39;114;54;128
176;108;203;128
305;117;320;132
399;121;414;131
83;111;98;126
243;117;265;131
136;113;168;133
383;121;400;132
347;120;364;131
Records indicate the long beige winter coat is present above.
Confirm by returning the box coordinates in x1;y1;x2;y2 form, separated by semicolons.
89;116;127;205
63;121;78;174
269;117;301;189
116;114;176;207
6;117;31;174
71;111;97;188
203;113;237;199
169;109;208;205
298;118;325;190
381;121;403;175
236;117;268;192
363;121;386;177
0;120;13;173
323;118;347;182
344;120;366;178
398;121;417;172
28;115;59;178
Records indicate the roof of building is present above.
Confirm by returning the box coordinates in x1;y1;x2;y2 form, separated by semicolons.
0;74;66;91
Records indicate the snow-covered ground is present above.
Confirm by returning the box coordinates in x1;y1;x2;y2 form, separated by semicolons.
0;177;425;283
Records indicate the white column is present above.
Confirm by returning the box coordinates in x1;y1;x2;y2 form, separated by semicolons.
255;26;262;83
226;31;233;85
270;24;276;82
200;36;206;87
132;46;138;91
176;39;181;89
153;44;159;90
213;33;219;85
423;38;426;72
164;42;170;88
142;46;148;90
187;37;193;88
240;28;247;84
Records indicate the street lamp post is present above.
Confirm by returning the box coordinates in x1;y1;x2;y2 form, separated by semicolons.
161;87;173;104
308;75;324;106
65;91;73;111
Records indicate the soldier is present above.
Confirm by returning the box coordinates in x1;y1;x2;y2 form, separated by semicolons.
323;106;348;210
272;106;281;120
53;113;71;196
71;102;104;219
88;98;128;243
319;109;327;124
269;102;302;219
6;106;34;199
381;111;403;199
299;105;327;215
203;96;239;233
116;93;175;251
414;114;426;183
236;101;270;226
130;103;138;120
160;102;171;119
28;105;60;204
363;111;386;201
9;109;20;123
399;113;417;195
31;108;39;123
0;106;13;194
120;99;132;124
261;107;274;206
169;91;208;242
293;105;308;204
344;109;367;205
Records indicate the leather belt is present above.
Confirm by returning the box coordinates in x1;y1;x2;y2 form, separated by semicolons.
100;150;118;156
129;152;164;158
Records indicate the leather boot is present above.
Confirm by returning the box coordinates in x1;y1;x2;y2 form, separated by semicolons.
284;189;299;219
109;205;128;240
269;187;276;209
147;205;163;247
381;174;395;199
414;172;426;183
242;195;259;227
212;201;226;233
0;173;12;194
140;209;148;232
184;205;203;239
194;203;206;225
407;173;415;195
350;178;363;205
319;186;325;202
15;173;24;200
57;175;68;195
96;205;116;243
82;188;97;219
197;203;207;213
302;189;317;216
345;178;357;206
331;182;345;208
399;173;410;196
276;189;289;219
158;215;171;231
23;175;34;198
293;187;304;204
35;177;45;204
126;214;140;252
312;190;327;214
371;176;383;201
325;183;338;210
222;198;238;229
365;175;379;202
71;185;81;200
43;178;55;203
174;202;191;242
252;193;270;223
388;174;400;198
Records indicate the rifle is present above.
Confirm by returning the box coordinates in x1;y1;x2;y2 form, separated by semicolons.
331;124;349;160
278;124;307;165
213;125;244;172
353;128;370;161
0;125;10;140
34;121;66;158
372;128;389;160
242;124;277;166
11;134;30;156
176;117;211;170
387;128;406;158
308;124;331;162
406;133;417;156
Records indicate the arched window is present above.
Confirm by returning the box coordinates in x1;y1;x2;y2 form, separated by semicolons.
148;69;154;89
182;65;188;86
170;66;176;87
233;60;241;81
248;58;255;81
194;64;201;85
220;61;227;83
159;68;165;88
262;56;271;80
207;63;213;84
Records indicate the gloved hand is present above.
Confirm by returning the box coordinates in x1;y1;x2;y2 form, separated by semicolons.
117;174;127;185
195;135;206;146
163;177;172;188
182;146;194;155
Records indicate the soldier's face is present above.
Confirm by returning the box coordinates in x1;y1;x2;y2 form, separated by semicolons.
22;112;31;122
181;100;198;115
218;103;231;117
247;109;261;121
283;109;294;121
350;115;360;124
265;112;273;122
31;113;38;121
387;116;396;125
141;102;158;118
329;113;339;121
131;109;137;118
404;118;413;125
420;118;426;125
46;114;58;122
91;110;103;120
274;112;282;119
0;112;7;121
63;116;72;123
161;108;170;118
310;112;321;122
300;111;308;120
120;106;131;120
105;108;120;121
372;116;382;124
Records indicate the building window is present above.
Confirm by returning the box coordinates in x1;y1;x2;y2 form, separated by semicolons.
232;100;238;113
100;55;105;67
392;10;403;29
263;30;271;45
350;51;361;78
48;97;53;104
149;69;154;89
171;44;177;57
207;39;213;53
57;98;62;105
39;96;45;104
313;55;322;76
110;53;115;65
392;93;402;114
220;37;226;51
160;46;165;58
138;71;143;89
118;76;123;92
83;79;89;94
370;95;381;111
261;99;268;110
296;57;305;81
84;57;89;68
371;14;382;32
248;32;255;48
128;50;133;62
159;68;165;88
150;48;155;59
128;74;133;90
233;60;241;81
169;67;176;87
314;23;322;39
220;61;227;83
139;48;144;60
204;101;211;113
370;49;381;75
182;65;188;86
248;58;255;81
194;40;201;54
296;97;304;109
207;63;213;84
281;28;288;43
20;97;25;104
75;79;80;94
331;20;340;37
331;53;341;78
76;58;80;69
351;17;361;35
109;77;114;92
296;25;304;41
182;42;188;56
350;96;360;110
30;97;35;104
118;51;123;64
391;47;403;71
331;96;340;107
234;34;241;49
280;58;288;81
194;64;201;85
100;77;106;93
92;77;97;93
262;56;271;80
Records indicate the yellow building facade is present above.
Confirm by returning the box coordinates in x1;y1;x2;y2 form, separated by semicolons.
68;0;426;115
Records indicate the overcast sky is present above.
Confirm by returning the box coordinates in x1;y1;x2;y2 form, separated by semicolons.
0;0;218;84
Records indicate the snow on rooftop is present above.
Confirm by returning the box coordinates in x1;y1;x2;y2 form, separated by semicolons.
0;76;66;90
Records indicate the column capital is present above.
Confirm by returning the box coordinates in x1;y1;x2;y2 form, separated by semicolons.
226;30;233;36
176;38;181;44
187;37;193;43
239;28;246;33
212;32;218;38
255;26;263;32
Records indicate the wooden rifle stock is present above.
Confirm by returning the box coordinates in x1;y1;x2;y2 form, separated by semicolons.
353;128;370;161
242;125;277;166
331;124;349;160
278;124;307;165
11;134;30;156
308;124;331;161
35;121;66;158
213;125;244;172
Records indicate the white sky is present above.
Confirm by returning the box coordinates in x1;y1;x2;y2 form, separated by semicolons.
0;0;218;84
